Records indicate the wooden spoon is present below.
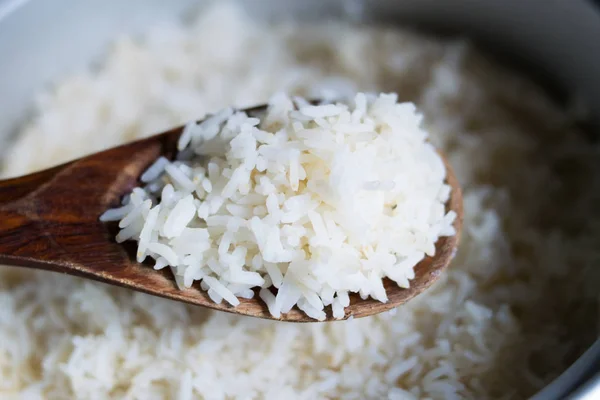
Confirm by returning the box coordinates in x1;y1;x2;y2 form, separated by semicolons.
0;104;463;322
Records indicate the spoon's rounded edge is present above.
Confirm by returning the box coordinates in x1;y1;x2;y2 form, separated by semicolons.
257;154;463;322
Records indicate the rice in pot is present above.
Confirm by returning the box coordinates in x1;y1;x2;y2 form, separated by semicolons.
1;3;598;399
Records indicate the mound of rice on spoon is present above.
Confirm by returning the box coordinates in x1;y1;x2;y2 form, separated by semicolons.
103;92;461;321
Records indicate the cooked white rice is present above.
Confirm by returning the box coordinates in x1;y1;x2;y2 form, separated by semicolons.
102;92;457;320
1;2;598;399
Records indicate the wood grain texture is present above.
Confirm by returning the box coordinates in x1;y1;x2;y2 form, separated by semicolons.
0;105;463;322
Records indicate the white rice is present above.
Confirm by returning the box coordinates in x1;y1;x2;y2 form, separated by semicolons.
0;2;598;399
103;92;456;319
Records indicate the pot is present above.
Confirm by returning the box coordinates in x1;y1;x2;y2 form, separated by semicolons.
0;1;598;398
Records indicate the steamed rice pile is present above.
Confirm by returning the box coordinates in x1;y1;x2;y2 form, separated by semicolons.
1;2;598;399
102;93;456;320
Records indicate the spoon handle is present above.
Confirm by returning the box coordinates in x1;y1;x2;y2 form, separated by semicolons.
0;165;64;203
0;164;73;268
0;130;177;273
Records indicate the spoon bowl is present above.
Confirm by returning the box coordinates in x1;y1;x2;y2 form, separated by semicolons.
0;104;463;322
